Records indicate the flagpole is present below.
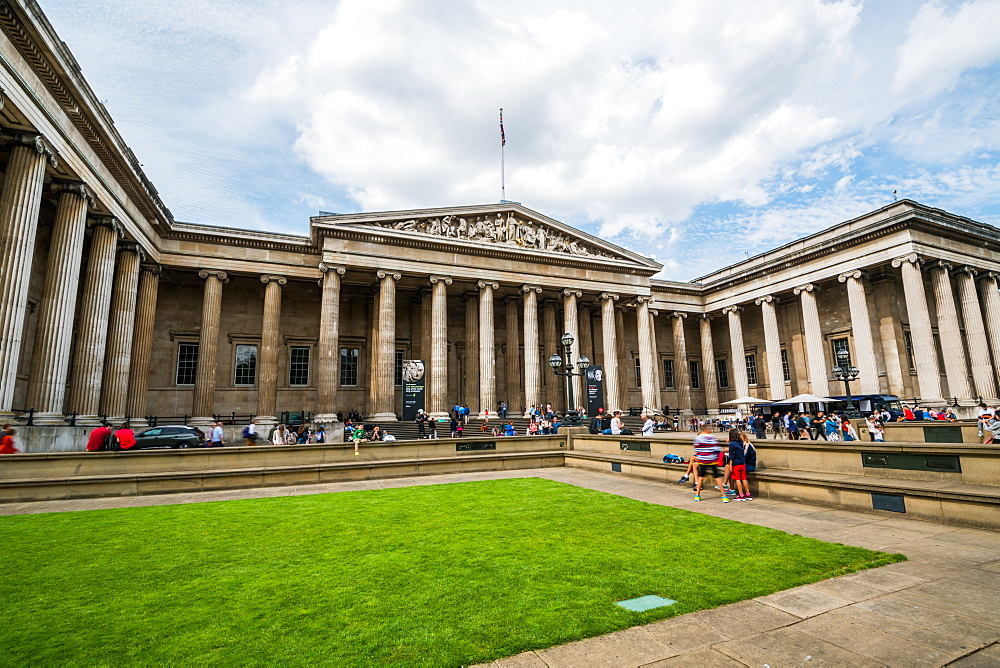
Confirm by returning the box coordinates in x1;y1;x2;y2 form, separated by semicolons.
500;107;506;202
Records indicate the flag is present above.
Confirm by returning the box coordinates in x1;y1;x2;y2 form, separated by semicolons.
500;108;505;147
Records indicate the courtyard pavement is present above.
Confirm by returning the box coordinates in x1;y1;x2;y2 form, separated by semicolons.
2;468;998;667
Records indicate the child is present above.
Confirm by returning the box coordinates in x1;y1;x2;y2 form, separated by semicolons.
352;425;364;454
728;431;751;501
693;425;730;503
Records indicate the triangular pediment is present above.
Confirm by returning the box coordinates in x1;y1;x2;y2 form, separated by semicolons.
313;204;661;272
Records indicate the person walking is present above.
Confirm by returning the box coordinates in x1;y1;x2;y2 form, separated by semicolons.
752;414;766;439
416;409;427;438
243;420;258;446
693;425;729;503
209;421;224;447
0;426;19;454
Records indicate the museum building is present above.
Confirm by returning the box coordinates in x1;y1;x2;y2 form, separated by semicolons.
1;0;1000;430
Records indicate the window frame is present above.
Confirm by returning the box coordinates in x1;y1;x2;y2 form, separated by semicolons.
175;342;198;386
689;360;701;390
288;345;311;387
634;357;642;388
716;358;730;389
831;337;852;367
745;353;758;385
340;347;360;387
662;358;675;389
234;344;258;387
780;348;791;383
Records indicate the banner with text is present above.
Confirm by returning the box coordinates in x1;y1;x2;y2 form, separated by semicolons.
402;360;425;421
586;365;604;417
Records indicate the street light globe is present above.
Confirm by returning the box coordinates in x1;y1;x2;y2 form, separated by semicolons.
560;332;575;347
578;355;591;371
548;353;563;369
836;348;850;363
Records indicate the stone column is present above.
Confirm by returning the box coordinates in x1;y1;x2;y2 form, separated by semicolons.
578;303;594;363
670;312;692;413
649;309;662;409
977;272;1000;396
869;274;908;397
635;297;658;412
478;280;499;417
615;306;629;409
192;269;228;423
521;285;542;417
124;264;161;426
256;274;287;424
428;275;452;418
542;300;559;406
25;181;94;423
371;270;400;421
700;315;719;414
100;243;144;421
462;291;479;409
793;283;830;398
315;263;346;422
955;267;998;402
927;261;973;403
503;295;521;415
563;289;583;411
892;254;944;403
599;293;622;413
722;305;750;400
837;271;882;395
0;132;57;414
754;296;786;401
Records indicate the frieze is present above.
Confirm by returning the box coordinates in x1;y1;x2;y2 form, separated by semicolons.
364;212;617;259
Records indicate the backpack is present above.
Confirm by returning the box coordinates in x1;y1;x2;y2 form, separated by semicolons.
589;417;601;434
241;426;251;438
619;428;634;436
662;454;685;464
103;432;119;451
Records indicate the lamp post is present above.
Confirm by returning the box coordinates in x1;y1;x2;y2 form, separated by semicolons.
548;332;590;426
831;348;862;418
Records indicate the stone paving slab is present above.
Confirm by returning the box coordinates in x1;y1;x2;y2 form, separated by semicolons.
3;466;998;666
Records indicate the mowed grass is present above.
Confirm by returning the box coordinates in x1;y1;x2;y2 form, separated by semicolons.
0;478;902;666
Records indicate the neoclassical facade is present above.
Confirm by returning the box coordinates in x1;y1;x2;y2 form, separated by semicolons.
1;0;1000;427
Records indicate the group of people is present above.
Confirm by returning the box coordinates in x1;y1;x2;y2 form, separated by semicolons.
681;425;758;502
84;422;136;451
267;422;326;446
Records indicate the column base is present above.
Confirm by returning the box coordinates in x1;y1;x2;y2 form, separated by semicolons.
312;414;340;424
74;414;105;427
255;415;278;426
31;412;70;426
369;412;399;422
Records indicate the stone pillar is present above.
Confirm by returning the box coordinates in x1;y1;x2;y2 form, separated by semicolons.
891;254;944;403
0;132;56;414
955;267;998;402
722;305;750;401
315;263;346;422
462;291;479;409
615;306;629;409
428;275;452;418
542;300;559;407
670;312;692;413
635;297;658;412
793;283;830;398
371;270;400;421
192;269;228;423
599;293;622;413
578;303;594;363
754;296;786;401
927;261;973;403
977;272;1000;396
837;271;882;396
869;274;908;397
649;309;662;409
700;315;719;414
478;280;499;417
25;181;94;423
100;243;144;421
521;285;542;417
124;264;161;425
256;274;287;424
563;289;583;410
503;295;521;415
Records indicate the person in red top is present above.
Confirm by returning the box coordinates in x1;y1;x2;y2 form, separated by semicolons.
0;426;19;454
114;423;136;451
86;423;112;451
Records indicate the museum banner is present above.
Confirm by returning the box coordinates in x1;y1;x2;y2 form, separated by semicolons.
586;365;604;417
402;360;426;421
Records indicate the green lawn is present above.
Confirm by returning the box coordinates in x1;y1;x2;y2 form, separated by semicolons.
0;478;902;666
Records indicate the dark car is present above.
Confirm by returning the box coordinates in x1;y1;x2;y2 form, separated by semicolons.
133;425;206;449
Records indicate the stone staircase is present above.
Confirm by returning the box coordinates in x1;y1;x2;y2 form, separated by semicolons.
357;416;650;440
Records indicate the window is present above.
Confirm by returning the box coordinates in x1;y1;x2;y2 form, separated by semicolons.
634;357;642;388
831;337;851;367
689;360;701;389
176;342;198;385
745;354;758;385
395;350;404;386
662;359;675;388
780;349;791;383
716;358;729;388
903;331;915;371
234;344;257;386
289;346;310;386
340;347;359;386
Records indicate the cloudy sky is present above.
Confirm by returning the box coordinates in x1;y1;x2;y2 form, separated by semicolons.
42;0;1000;280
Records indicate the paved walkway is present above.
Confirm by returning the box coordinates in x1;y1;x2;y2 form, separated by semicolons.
3;468;998;666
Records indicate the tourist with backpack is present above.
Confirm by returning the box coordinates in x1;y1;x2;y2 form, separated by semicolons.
242;420;258;446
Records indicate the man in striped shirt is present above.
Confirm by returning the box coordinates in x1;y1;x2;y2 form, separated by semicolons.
693;425;729;503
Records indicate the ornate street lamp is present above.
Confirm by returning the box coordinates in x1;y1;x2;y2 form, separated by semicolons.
548;332;590;426
832;348;862;418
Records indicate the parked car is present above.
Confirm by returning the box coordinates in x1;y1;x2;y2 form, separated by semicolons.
133;425;206;449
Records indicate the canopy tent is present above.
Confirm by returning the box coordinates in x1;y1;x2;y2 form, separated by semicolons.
720;396;769;405
770;393;836;404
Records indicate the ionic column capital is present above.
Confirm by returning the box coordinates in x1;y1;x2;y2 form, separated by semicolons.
599;291;619;302
140;263;162;276
891;253;921;268
318;262;346;275
562;288;583;299
198;268;229;283
376;269;401;281
976;270;1000;284
837;270;864;283
793;283;817;295
754;294;775;305
926;260;953;273
0;130;59;168
261;274;288;286
633;295;653;305
721;305;743;315
670;311;688;320
118;241;146;262
699;313;715;322
430;274;454;286
953;265;979;278
477;280;499;290
649;309;659;317
50;179;96;208
521;283;542;294
88;215;124;238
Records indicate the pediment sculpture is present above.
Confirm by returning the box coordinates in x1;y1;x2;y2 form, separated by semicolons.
367;212;616;259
